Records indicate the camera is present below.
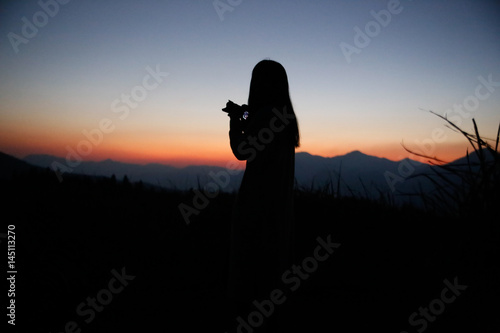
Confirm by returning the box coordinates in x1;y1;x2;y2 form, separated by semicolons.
222;100;249;120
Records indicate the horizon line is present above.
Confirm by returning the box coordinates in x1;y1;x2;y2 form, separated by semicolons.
6;149;464;169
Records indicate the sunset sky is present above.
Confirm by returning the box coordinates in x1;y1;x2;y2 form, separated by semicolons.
1;0;499;167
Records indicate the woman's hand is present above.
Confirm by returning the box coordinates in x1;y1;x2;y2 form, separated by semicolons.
222;100;249;117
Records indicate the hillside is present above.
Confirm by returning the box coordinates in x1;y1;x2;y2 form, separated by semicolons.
0;151;32;179
1;153;499;332
23;150;431;203
23;149;497;213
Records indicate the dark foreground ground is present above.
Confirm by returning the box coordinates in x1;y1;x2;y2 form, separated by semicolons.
2;167;499;332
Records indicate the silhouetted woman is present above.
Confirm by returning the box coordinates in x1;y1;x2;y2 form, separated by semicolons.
224;60;300;331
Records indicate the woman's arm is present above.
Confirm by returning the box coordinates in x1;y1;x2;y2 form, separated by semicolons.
229;106;287;161
229;112;250;160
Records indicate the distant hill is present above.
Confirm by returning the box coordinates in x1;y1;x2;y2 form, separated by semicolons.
295;150;430;197
23;153;244;192
0;151;36;179
4;149;490;208
20;150;433;200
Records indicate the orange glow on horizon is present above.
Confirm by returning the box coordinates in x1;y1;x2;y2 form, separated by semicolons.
1;141;471;169
1;123;470;168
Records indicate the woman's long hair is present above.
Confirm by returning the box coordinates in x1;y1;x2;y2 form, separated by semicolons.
248;60;300;148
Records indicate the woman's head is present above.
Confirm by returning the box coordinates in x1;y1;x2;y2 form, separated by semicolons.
248;60;289;108
248;60;300;147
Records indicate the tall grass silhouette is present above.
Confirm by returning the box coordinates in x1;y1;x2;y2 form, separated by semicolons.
403;112;500;219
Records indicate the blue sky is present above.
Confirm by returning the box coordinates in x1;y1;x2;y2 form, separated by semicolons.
1;0;499;166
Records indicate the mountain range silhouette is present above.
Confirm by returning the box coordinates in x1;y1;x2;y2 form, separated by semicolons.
16;149;479;205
